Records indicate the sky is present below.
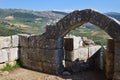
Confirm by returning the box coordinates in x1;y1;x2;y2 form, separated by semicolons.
0;0;120;13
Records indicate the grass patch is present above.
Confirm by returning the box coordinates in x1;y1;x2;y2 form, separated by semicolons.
1;62;20;72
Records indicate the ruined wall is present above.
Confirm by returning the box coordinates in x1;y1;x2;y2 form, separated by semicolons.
1;9;120;79
0;34;64;74
64;36;102;72
45;9;120;79
0;35;19;68
19;34;64;74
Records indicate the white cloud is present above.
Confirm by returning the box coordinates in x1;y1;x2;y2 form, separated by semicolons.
53;9;76;13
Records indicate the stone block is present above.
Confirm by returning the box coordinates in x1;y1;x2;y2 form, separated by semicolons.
89;11;112;30
8;48;19;61
65;61;72;70
19;34;29;48
65;48;88;61
113;72;120;80
114;53;120;72
27;48;43;62
0;49;8;63
43;62;57;74
0;36;11;49
114;41;120;71
39;49;58;63
27;48;63;64
37;38;63;49
73;36;82;49
78;48;89;61
28;35;40;48
64;37;83;51
105;39;114;78
31;61;43;72
21;59;31;69
105;63;114;79
19;48;29;65
105;20;120;40
115;41;120;55
64;38;73;51
29;35;63;49
88;46;101;58
11;35;19;47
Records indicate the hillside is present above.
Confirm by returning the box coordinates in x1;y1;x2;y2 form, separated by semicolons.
106;12;120;21
0;8;67;35
0;8;120;45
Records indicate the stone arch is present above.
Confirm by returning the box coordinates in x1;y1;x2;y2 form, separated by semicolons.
45;9;120;40
45;9;120;79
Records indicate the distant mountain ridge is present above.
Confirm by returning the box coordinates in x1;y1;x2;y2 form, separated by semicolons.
105;12;120;21
0;8;67;35
0;8;120;36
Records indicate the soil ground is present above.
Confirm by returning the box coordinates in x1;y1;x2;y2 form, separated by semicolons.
0;68;107;80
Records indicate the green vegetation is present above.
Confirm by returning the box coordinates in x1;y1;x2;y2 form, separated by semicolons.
0;8;65;35
68;24;110;46
0;8;119;45
92;37;107;46
0;22;25;36
1;62;20;71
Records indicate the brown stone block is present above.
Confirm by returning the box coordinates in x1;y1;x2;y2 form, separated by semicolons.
107;39;115;52
28;35;41;48
20;48;28;61
105;20;120;40
64;38;73;51
20;48;31;69
19;34;29;48
113;72;120;80
27;48;43;62
77;9;91;22
105;64;114;78
21;59;31;69
65;61;72;70
29;35;63;49
65;50;74;61
41;49;58;63
27;48;59;63
114;53;120;71
115;41;120;55
43;62;57;74
105;39;114;79
114;41;120;72
31;61;43;72
89;10;112;30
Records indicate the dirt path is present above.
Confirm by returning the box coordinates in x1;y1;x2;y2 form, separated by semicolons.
0;68;107;80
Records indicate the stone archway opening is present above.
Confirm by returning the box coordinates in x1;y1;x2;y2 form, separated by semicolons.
63;22;112;79
44;9;120;79
66;22;111;45
20;9;120;80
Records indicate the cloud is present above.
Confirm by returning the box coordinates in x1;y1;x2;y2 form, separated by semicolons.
53;9;76;13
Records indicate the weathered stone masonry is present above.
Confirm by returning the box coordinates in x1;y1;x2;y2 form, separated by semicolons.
44;9;120;79
21;9;120;80
1;9;120;80
0;35;19;68
19;34;64;74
